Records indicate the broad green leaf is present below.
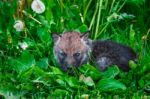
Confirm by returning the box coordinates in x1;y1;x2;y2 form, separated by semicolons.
97;78;126;92
66;77;79;88
36;57;49;69
37;28;51;43
18;67;33;81
52;89;69;97
76;24;88;32
33;66;46;76
79;74;95;87
11;51;35;73
18;66;45;81
56;79;66;86
83;76;95;86
50;66;63;75
79;64;102;80
102;66;120;79
138;79;145;88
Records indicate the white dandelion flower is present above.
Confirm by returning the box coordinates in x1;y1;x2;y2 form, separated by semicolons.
13;20;24;32
19;42;28;50
31;0;45;14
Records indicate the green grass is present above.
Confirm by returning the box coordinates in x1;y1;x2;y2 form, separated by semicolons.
0;0;150;98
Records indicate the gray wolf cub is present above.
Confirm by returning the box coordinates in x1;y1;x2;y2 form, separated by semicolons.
52;31;137;72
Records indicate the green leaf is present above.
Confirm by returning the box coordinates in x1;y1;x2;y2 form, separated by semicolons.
11;51;35;73
50;66;63;75
37;28;51;43
66;77;79;88
56;78;66;86
129;24;135;45
79;64;102;80
129;60;137;69
126;0;144;5
97;78;126;92
20;83;34;91
18;66;45;81
144;81;150;92
18;67;33;81
52;89;69;97
33;66;46;76
79;74;95;87
36;57;49;69
84;77;95;87
102;66;120;79
138;79;145;88
76;24;88;32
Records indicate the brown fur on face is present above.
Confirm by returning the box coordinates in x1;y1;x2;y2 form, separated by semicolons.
57;32;87;55
52;31;91;72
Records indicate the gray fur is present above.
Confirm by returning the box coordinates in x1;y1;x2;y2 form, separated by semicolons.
92;40;137;71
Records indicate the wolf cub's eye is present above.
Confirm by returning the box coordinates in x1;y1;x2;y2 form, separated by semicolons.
73;52;81;57
59;51;67;57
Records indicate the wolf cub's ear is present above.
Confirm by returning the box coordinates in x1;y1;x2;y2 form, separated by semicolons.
80;31;92;46
80;31;89;41
52;33;61;43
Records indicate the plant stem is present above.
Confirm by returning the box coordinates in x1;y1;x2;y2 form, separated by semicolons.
97;22;109;37
22;10;42;25
109;0;116;14
89;2;99;30
117;1;125;12
94;0;103;39
83;0;92;21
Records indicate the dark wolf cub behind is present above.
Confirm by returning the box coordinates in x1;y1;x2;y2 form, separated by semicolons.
52;31;137;72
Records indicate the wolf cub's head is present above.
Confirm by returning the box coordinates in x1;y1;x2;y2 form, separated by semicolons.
52;31;92;72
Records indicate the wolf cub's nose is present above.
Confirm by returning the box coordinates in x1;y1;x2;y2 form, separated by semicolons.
66;57;74;68
67;64;73;68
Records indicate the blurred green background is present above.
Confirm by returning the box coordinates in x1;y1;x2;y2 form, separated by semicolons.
0;0;150;98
